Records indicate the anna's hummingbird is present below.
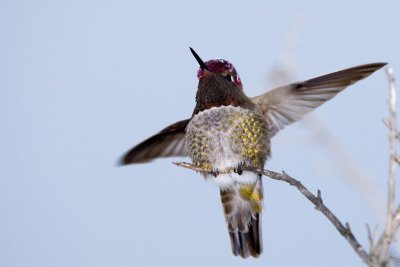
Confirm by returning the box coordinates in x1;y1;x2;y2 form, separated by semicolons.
120;48;386;258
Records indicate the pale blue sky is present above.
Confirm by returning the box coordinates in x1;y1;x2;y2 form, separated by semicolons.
1;1;400;266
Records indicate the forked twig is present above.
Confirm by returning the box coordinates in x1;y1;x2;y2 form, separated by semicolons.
369;67;400;266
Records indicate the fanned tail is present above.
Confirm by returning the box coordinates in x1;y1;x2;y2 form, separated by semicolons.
220;178;263;258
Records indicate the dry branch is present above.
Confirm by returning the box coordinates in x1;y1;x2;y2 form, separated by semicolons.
173;161;371;265
369;67;400;266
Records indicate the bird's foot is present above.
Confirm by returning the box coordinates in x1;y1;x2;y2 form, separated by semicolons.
210;169;219;177
234;163;243;175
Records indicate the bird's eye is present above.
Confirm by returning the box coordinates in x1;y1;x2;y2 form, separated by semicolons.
225;75;234;82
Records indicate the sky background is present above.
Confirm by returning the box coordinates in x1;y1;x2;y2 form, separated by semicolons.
1;1;400;266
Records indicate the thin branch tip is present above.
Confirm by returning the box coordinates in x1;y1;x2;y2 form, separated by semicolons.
317;189;322;200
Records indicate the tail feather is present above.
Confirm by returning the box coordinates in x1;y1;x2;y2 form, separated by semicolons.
220;180;263;258
245;213;262;257
230;231;250;258
229;213;262;258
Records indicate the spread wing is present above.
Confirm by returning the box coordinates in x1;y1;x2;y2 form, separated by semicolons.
251;63;386;137
119;119;190;164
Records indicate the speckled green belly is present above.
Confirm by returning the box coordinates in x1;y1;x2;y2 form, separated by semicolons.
185;105;270;172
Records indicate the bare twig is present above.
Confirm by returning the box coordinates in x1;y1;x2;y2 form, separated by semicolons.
173;161;371;265
387;66;397;232
367;224;374;250
368;67;400;267
367;224;380;254
368;67;399;266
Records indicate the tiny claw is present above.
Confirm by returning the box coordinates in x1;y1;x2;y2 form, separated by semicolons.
211;170;219;177
234;163;243;175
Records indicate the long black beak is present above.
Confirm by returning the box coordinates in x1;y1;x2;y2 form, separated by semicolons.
189;47;208;71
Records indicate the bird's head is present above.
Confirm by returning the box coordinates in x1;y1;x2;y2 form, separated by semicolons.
190;48;243;91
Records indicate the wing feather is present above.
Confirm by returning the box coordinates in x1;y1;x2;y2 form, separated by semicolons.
252;63;386;137
119;119;190;164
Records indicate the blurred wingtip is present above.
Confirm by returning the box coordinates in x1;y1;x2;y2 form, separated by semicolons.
115;153;129;167
116;155;128;167
372;62;388;69
365;62;388;72
116;150;152;167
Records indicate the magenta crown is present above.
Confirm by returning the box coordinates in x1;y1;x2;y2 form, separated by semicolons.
197;59;243;89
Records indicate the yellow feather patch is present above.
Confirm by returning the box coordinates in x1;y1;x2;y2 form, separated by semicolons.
240;185;263;213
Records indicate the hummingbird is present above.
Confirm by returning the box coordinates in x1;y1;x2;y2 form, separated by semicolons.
120;48;386;258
